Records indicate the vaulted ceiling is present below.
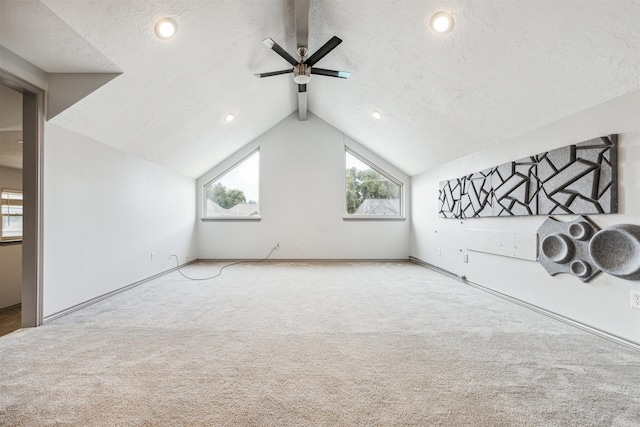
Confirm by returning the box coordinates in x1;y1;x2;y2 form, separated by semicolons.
1;0;638;178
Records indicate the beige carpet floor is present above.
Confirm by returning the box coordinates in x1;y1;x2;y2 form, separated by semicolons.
1;261;639;426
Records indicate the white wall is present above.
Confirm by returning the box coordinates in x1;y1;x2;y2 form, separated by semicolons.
411;90;640;345
0;166;22;309
43;124;197;318
197;113;410;260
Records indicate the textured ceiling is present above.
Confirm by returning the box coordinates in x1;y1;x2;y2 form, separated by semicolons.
0;0;119;73
0;0;638;178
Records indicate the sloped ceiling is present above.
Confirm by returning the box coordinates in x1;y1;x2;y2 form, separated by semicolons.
0;0;638;178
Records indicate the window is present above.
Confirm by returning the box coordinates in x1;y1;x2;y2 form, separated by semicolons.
203;150;260;219
1;189;23;242
345;148;403;218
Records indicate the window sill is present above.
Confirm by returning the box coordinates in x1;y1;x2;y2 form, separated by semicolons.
201;216;262;221
0;239;23;245
343;216;405;221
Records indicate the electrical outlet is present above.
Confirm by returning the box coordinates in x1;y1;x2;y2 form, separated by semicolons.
463;253;468;263
276;242;281;249
296;242;300;248
438;248;441;256
630;290;640;310
150;252;155;261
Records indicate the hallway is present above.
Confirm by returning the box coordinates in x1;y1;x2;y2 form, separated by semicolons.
0;305;20;337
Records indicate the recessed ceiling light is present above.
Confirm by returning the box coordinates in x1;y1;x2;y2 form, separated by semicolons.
371;110;383;119
224;113;236;122
155;18;177;40
430;11;454;34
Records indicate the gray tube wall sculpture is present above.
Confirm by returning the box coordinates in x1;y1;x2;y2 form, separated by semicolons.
589;224;640;280
537;217;640;282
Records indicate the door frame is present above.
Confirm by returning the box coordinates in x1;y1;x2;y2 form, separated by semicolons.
0;68;45;327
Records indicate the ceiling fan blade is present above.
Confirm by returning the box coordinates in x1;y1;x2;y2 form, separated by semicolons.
254;69;294;78
294;0;310;50
263;38;298;66
298;84;308;121
310;68;351;79
304;36;342;67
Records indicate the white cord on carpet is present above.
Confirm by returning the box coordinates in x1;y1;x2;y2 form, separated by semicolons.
170;246;278;281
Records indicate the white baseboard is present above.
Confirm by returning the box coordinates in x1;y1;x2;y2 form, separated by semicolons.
409;256;640;352
197;258;410;263
43;261;196;323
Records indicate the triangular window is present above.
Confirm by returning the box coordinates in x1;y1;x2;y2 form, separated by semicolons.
345;148;402;217
203;150;259;218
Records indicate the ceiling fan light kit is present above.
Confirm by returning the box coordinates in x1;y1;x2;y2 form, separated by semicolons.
293;63;311;84
255;0;350;120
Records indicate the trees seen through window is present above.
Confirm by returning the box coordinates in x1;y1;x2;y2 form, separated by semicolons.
203;151;259;218
345;149;402;217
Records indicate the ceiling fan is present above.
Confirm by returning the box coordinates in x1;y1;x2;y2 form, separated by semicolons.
254;0;350;120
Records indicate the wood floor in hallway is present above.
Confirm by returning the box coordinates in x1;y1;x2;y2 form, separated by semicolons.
0;305;21;337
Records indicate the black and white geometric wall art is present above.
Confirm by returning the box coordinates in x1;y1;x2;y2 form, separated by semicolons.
439;135;617;218
537;216;640;282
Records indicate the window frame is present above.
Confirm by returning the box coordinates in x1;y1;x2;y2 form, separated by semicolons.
343;147;405;220
201;149;261;221
1;188;23;243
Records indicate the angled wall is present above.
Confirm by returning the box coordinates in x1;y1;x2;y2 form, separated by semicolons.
197;113;410;260
47;72;121;120
411;91;640;345
43;124;197;318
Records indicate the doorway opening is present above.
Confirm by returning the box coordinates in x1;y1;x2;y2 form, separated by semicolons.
0;68;44;333
0;84;23;336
